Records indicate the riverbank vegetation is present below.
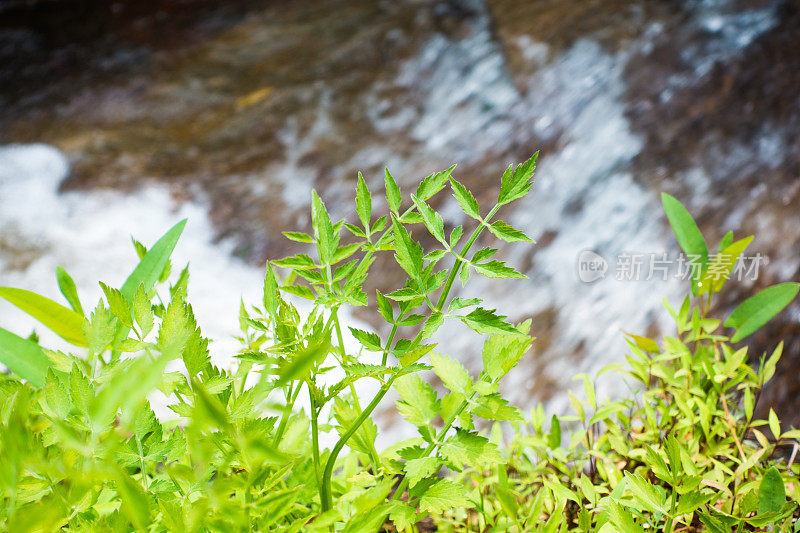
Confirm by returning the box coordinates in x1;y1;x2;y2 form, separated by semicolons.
0;155;798;531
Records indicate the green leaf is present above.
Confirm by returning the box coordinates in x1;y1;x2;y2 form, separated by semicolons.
55;266;83;315
282;231;314;243
83;301;116;354
385;168;402;213
482;321;532;381
100;282;132;328
349;327;383;352
418;479;470;514
725;283;799;342
698;236;753;294
547;415;561;449
625;472;665;514
375;290;394;322
661;193;708;295
416;165;454;201
488;221;534;243
461;307;519;336
449;178;480;219
411;194;446;245
276;330;332;386
498;153;537;206
758;466;786;515
394;374;439;427
439;429;503;468
391;214;424;280
120;219;187;300
471;393;523;421
114;470;152;530
430;352;471;394
263;262;280;320
311;190;339;265
472;259;526;279
404;456;440;487
388;502;416;531
0;287;87;347
356;172;372;231
0;327;50;386
132;284;154;337
605;499;646;533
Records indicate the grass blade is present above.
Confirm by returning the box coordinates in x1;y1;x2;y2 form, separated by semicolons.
0;326;51;386
0;287;87;346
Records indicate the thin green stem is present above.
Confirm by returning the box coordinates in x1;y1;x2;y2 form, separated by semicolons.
331;307;381;471
320;379;395;511
435;205;500;311
310;383;322;487
319;202;501;512
392;393;474;502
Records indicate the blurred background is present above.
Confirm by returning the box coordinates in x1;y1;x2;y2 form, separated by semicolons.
1;0;799;434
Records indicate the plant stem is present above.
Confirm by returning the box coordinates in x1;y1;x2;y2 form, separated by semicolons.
331;307;381;471
320;379;396;511
435;205;499;311
310;382;322;487
319;202;501;512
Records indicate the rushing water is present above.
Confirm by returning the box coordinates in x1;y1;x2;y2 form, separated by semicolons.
2;0;799;430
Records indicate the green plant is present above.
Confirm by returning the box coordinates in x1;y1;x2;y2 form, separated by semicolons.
0;156;797;532
0;157;539;531
436;193;800;532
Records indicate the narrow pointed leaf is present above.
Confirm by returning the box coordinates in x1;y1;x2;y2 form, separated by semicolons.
0;287;87;346
0;327;50;386
725;283;799;342
55;266;83;315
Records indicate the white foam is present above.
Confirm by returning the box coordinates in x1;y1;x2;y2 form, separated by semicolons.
0;144;265;365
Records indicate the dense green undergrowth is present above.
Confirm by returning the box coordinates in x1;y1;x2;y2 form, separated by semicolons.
1;155;799;532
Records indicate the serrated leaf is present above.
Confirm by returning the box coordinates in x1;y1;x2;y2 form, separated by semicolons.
0;287;87;347
395;374;439;427
100;282;132;328
391;214;424;280
348;327;383;352
430;352;471;394
376;290;394;322
725;283;799;342
385;168;402;213
472;260;526;279
498;153;537;206
404;456;440;487
356;172;371;230
488;220;534;243
416;165;454;201
411;194;446;245
440;429;503;468
83;302;117;354
272;254;317;270
388;502;416;531
449;177;480;219
282;231;314;243
311;190;339;265
418;479;470;514
461;307;519;336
